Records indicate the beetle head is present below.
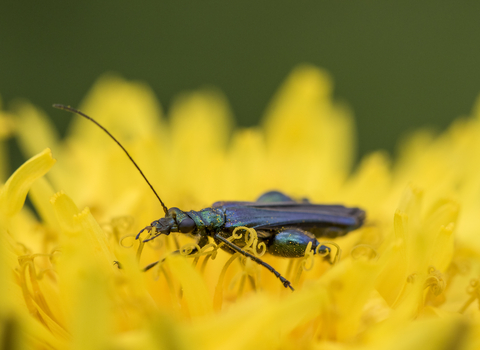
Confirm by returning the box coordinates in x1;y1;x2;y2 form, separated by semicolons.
136;207;196;242
150;216;177;235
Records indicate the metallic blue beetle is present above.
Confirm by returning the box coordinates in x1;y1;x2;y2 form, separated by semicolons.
54;105;365;291
138;190;365;290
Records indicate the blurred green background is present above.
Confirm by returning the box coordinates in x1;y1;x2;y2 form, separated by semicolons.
2;1;480;170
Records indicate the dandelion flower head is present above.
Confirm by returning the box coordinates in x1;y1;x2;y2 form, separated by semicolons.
1;65;480;349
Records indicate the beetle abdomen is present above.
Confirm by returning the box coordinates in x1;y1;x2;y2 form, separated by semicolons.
267;229;318;258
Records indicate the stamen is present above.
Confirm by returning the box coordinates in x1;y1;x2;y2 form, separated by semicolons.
102;216;134;242
214;253;242;311
300;242;315;272
316;241;342;264
459;278;480;313
424;266;445;297
351;244;378;261
229;227;266;257
119;234;137;248
16;254;60;328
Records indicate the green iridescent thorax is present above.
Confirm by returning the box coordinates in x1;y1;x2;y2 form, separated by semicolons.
186;208;225;236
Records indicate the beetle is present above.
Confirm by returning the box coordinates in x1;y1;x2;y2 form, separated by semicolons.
53;104;365;290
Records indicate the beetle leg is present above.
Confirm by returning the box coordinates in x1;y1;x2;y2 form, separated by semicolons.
135;226;152;240
143;259;165;271
317;245;331;255
214;233;294;291
143;250;179;271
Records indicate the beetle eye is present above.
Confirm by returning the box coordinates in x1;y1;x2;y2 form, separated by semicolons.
179;217;196;233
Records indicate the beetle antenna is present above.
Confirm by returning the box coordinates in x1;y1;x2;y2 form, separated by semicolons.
53;104;169;216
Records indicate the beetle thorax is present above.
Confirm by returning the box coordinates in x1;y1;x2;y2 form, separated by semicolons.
185;208;225;236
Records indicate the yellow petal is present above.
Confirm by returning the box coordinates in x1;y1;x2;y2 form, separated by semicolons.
263;65;355;197
165;255;213;318
69;265;112;350
14;103;60;158
0;148;56;218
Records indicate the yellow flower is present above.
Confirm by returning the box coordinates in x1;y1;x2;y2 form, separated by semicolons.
2;65;480;349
